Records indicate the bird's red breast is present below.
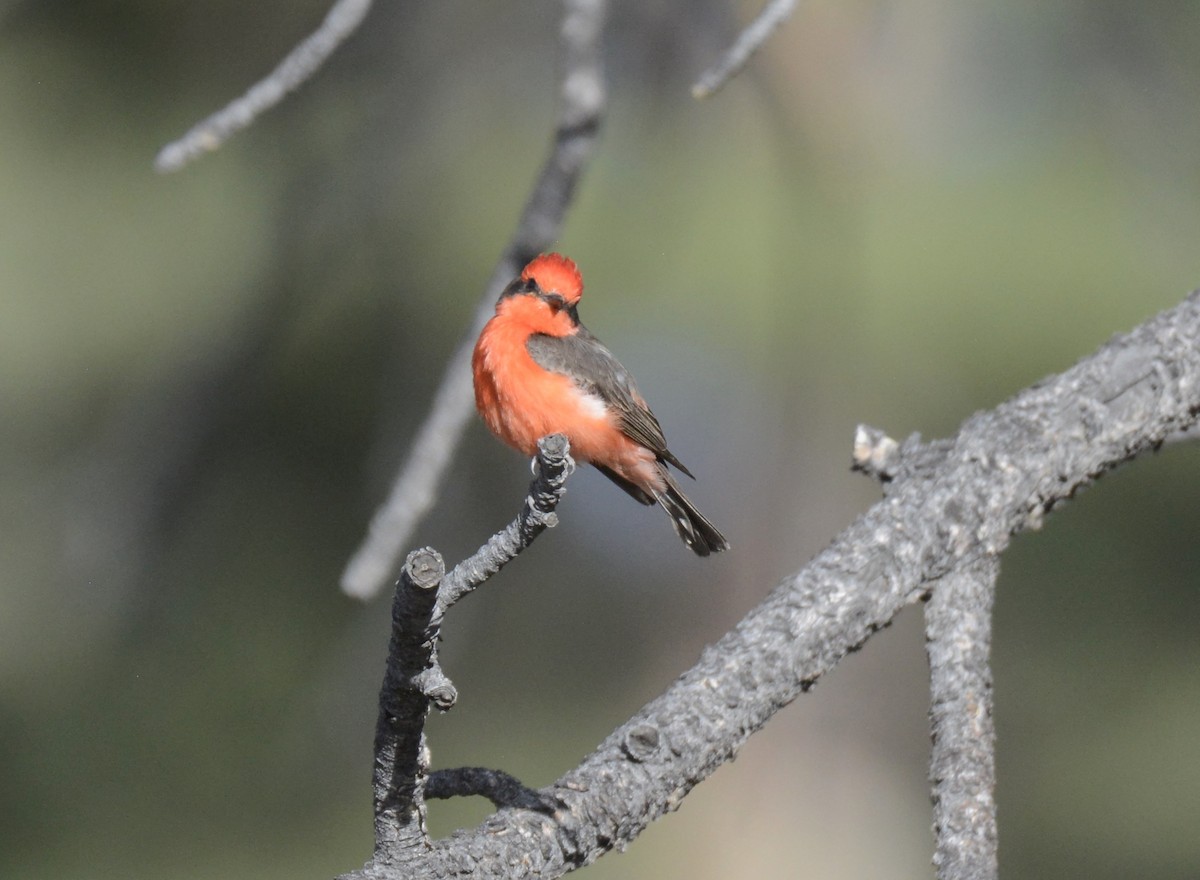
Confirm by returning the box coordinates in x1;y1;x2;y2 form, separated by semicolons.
473;303;653;475
472;253;661;486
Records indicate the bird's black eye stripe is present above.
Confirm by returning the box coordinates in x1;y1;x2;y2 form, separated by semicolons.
498;278;576;323
540;294;579;323
500;277;540;299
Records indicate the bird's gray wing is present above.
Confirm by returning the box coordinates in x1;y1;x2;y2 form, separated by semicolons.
526;327;693;477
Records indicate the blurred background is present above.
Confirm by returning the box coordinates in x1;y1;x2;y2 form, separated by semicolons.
2;1;1200;877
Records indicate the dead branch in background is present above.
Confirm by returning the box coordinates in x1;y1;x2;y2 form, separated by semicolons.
692;0;798;98
335;292;1200;880
155;0;375;173
339;0;607;600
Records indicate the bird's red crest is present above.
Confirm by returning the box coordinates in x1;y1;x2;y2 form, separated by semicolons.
521;253;583;304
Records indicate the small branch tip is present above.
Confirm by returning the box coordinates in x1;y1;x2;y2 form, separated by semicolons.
154;0;375;173
404;548;445;591
415;667;458;710
691;0;798;99
537;432;571;462
621;723;662;762
852;424;901;482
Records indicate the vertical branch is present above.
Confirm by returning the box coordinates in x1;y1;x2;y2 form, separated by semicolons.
340;0;608;601
925;555;1000;880
372;548;449;864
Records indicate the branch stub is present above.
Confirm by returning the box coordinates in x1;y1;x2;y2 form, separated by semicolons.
621;723;662;763
405;548;446;591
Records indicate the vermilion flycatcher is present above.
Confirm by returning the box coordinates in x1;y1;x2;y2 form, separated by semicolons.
472;253;729;555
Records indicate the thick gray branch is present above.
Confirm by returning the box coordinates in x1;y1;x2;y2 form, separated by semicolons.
926;555;1000;880
372;548;446;864
340;0;607;600
336;289;1200;879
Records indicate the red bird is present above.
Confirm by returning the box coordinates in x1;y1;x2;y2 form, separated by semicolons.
472;253;729;556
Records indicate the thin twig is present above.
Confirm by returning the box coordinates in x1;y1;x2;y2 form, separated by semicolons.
155;0;374;173
436;434;574;614
692;0;797;99
340;0;607;600
925;556;1000;880
426;768;552;812
334;289;1200;879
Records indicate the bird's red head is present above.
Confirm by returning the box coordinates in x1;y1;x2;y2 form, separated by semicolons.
521;253;583;305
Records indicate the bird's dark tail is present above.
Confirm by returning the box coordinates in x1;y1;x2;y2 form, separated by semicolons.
594;463;729;556
654;470;729;557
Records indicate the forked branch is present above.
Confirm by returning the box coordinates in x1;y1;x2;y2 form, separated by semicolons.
337;289;1200;879
355;436;573;876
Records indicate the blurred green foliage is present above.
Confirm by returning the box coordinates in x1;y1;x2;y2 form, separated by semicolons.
1;1;1199;878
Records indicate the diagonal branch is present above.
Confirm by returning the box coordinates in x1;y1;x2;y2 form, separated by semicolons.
335;289;1200;879
155;0;375;173
925;555;1000;880
340;0;608;601
692;0;797;99
437;433;574;614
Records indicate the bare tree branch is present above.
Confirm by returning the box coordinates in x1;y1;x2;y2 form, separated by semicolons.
372;547;445;864
426;768;551;812
340;0;607;601
692;0;797;99
926;555;1000;880
155;0;374;173
335;289;1200;879
341;355;480;600
358;437;573;875
437;433;574;614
